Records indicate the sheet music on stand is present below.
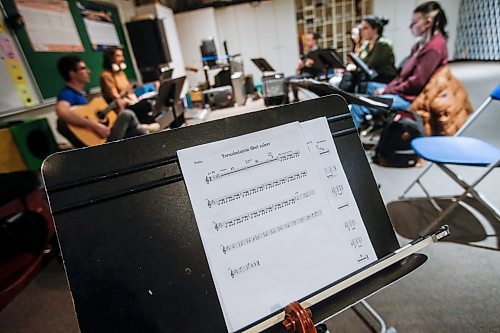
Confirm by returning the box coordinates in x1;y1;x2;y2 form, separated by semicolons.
41;95;448;333
178;118;376;332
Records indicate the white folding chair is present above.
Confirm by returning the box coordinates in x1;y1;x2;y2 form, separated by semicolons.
399;84;500;235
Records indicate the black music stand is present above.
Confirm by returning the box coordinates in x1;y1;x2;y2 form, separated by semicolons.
42;95;445;333
306;49;346;73
348;52;377;80
251;58;276;73
290;78;393;112
152;76;186;129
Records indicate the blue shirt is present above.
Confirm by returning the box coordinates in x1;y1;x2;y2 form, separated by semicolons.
57;86;87;106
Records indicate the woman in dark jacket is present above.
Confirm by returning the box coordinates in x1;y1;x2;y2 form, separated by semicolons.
357;16;397;84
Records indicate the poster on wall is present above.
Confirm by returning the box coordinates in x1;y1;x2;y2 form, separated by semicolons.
0;19;36;111
79;4;121;51
14;0;83;52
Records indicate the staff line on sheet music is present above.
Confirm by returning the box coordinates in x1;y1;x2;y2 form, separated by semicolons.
229;260;261;278
213;190;316;231
205;150;300;184
207;170;308;208
222;210;323;254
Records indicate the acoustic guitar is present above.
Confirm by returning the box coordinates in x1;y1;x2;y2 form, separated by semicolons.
67;96;119;146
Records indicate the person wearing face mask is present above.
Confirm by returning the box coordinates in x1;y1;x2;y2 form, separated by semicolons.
349;1;448;128
100;47;158;128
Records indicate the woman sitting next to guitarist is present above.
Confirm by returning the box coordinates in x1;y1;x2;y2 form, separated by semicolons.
100;46;159;129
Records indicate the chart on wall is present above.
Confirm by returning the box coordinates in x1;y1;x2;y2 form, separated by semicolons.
0;17;37;113
79;3;121;51
14;0;83;52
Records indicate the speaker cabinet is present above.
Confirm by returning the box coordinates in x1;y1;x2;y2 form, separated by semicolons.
126;19;171;81
7;119;58;172
200;38;217;69
0;128;26;173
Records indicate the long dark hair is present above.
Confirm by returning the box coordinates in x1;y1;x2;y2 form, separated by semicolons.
362;15;389;36
414;1;448;39
102;46;121;71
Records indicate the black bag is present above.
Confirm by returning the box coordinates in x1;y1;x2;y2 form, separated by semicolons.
339;71;358;92
0;211;48;257
127;99;155;124
373;110;424;167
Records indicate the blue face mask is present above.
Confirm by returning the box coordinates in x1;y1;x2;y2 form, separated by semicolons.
410;26;422;37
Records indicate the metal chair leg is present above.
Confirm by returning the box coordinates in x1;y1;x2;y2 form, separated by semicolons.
352;300;397;333
400;96;493;200
421;159;500;235
399;162;434;199
436;163;500;220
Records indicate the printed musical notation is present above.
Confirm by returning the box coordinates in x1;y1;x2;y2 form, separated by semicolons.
357;254;369;263
213;190;316;231
344;219;356;231
338;202;350;210
324;165;337;179
207;170;308;208
315;140;331;156
331;184;344;197
222;211;323;254
229;260;261;278
205;150;300;184
350;236;363;248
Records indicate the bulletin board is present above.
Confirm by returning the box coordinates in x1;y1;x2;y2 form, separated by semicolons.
0;0;136;104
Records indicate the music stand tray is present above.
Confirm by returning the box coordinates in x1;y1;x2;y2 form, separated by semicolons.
306;49;346;71
290;79;393;112
152;76;186;128
251;58;276;73
348;52;377;79
42;95;446;333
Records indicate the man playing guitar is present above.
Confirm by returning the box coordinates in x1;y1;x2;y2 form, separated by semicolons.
55;55;147;148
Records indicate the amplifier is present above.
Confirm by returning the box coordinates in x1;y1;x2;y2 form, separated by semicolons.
0;119;58;172
203;86;234;109
262;72;285;98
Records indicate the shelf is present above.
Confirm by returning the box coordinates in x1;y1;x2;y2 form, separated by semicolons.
295;0;373;59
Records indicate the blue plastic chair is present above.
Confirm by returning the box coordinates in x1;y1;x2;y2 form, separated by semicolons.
400;84;500;235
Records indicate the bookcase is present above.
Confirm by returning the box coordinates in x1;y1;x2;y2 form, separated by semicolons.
295;0;373;59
